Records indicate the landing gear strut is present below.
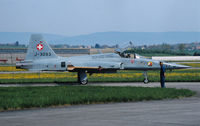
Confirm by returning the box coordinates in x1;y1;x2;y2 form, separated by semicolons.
78;71;88;85
143;71;149;84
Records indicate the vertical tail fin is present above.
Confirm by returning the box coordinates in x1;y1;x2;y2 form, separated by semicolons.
25;34;58;61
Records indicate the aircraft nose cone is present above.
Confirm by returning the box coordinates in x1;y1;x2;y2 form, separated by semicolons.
176;64;191;69
163;63;191;69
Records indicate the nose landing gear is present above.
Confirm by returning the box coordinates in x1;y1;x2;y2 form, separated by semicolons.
143;71;149;84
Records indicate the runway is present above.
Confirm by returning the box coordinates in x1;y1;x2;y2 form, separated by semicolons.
0;82;200;126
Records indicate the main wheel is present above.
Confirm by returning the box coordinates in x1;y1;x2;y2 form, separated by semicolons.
143;79;149;84
80;79;88;85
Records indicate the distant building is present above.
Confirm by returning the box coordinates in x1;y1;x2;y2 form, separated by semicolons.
196;46;200;50
15;41;19;46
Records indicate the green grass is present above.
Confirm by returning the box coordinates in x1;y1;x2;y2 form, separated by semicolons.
168;60;200;62
0;86;195;111
141;53;179;57
178;63;200;68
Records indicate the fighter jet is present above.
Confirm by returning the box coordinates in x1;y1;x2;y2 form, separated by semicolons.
16;34;190;85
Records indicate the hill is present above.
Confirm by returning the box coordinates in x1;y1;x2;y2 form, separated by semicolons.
61;32;200;46
0;32;66;45
0;32;200;46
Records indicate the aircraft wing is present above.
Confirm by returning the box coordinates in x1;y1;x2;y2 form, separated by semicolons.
67;61;123;73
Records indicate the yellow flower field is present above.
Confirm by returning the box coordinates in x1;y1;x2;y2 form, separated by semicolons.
0;65;199;82
0;66;26;72
0;72;77;79
0;72;199;80
166;73;200;77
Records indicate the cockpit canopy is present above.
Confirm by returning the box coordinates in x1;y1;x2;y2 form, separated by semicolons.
115;51;144;59
114;45;147;59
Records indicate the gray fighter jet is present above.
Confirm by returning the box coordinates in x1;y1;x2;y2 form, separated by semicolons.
16;34;189;85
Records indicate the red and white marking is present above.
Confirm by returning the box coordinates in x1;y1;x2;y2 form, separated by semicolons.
130;59;134;64
148;62;153;66
36;44;44;51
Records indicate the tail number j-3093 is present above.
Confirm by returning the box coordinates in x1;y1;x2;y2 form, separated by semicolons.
34;52;51;56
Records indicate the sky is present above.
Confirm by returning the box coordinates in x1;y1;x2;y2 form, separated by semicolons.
0;0;199;36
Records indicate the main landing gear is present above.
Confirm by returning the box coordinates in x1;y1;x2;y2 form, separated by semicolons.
143;71;149;84
77;71;149;85
78;71;88;85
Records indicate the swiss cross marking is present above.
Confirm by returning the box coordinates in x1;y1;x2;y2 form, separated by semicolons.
36;44;44;51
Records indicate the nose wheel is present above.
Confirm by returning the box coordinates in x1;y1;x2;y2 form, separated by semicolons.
78;71;88;85
143;71;149;84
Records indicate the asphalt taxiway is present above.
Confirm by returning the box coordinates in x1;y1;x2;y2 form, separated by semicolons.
0;82;200;126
